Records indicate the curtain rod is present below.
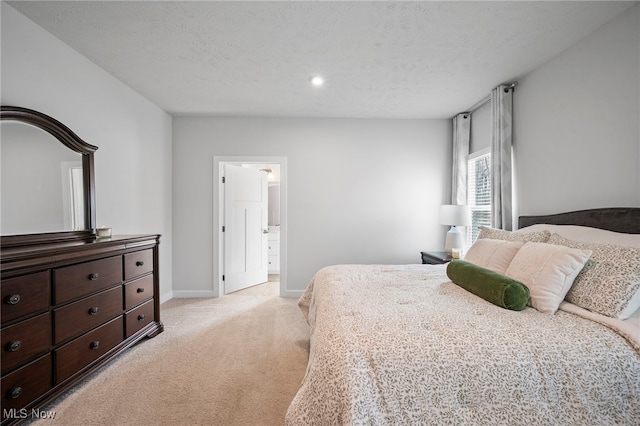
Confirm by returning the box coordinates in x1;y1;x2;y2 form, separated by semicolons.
458;82;518;116
466;95;490;114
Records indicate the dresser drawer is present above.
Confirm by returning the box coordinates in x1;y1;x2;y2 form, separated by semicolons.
124;274;154;310
55;316;123;384
124;249;153;281
1;271;50;324
1;354;52;417
1;313;51;375
54;256;123;304
125;300;154;338
53;286;122;345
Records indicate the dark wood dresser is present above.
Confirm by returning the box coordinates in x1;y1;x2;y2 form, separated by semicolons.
0;235;163;424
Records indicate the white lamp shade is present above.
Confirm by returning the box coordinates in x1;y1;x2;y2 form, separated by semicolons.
439;204;471;226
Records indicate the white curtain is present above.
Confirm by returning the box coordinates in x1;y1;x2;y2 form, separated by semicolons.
490;85;514;230
451;113;470;205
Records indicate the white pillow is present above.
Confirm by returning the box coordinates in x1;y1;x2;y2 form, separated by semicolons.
516;224;640;248
464;239;524;275
504;242;592;314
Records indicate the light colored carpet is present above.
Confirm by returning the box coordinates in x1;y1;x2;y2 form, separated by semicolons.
33;281;310;425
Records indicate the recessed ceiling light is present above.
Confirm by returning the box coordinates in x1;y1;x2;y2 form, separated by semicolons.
310;76;324;87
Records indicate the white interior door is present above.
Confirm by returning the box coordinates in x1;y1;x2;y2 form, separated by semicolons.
223;164;268;294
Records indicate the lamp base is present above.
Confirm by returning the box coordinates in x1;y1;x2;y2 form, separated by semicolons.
444;226;464;254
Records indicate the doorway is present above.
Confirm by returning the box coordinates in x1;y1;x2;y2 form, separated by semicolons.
213;156;287;298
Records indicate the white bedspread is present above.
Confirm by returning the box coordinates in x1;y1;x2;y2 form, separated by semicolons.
286;264;640;425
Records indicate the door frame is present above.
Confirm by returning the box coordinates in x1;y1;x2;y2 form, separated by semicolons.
213;156;287;298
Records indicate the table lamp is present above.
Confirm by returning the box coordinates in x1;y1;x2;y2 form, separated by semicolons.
440;204;471;254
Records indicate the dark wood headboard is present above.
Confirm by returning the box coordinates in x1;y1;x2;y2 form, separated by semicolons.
518;208;640;234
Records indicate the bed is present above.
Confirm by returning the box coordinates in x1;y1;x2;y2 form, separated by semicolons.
286;208;640;425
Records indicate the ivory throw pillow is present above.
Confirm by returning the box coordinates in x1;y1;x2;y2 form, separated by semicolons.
504;242;592;314
547;234;640;319
478;226;551;243
464;239;524;275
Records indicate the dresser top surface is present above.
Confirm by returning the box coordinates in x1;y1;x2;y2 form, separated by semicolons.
1;234;160;273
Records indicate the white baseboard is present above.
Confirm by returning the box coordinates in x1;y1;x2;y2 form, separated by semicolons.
163;289;300;300
159;291;174;304
170;290;217;299
282;289;303;298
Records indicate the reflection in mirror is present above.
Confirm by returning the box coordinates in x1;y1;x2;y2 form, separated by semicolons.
1;121;85;235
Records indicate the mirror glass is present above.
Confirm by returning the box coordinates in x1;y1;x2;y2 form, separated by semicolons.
1;121;85;235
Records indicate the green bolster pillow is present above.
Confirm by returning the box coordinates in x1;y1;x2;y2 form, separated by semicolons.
446;260;529;311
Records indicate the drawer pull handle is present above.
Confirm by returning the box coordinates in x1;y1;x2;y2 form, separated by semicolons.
9;387;23;399
6;341;22;352
89;273;99;280
138;314;146;321
137;288;145;293
89;306;100;315
136;261;144;267
90;341;100;350
5;294;21;305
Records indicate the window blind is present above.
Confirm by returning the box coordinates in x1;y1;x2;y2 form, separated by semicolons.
467;149;491;246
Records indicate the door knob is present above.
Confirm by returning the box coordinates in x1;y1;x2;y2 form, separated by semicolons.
263;229;269;234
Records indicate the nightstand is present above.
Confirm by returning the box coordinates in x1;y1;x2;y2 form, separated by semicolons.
421;251;453;265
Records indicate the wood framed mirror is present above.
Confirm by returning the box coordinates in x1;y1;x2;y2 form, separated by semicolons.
1;106;98;247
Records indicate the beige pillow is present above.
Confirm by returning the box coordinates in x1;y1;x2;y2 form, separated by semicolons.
464;239;524;275
479;226;550;243
505;242;592;314
547;234;640;319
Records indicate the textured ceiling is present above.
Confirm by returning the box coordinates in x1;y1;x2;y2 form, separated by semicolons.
7;1;635;119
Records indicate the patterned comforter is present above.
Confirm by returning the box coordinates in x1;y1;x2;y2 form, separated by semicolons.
286;264;640;425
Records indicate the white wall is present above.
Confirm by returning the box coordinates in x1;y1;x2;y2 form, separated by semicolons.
514;4;640;217
173;117;450;296
1;3;174;301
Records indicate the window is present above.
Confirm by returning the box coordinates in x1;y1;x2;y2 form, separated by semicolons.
467;148;491;246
